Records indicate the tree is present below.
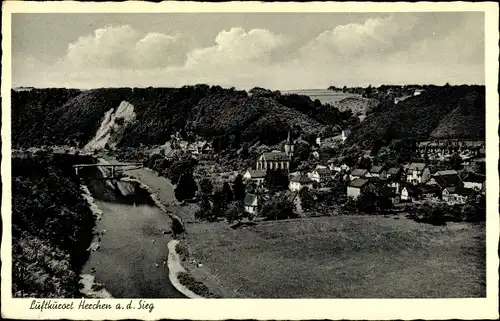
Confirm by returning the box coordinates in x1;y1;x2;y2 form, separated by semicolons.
357;191;378;213
195;196;212;220
265;170;289;193
298;187;314;212
225;201;249;225
223;182;234;204
175;172;198;203
167;157;197;184
232;174;245;201
261;194;296;220
198;178;213;197
449;152;462;170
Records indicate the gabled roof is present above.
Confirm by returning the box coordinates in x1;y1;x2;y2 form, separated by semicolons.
433;170;458;176
420;184;442;194
245;169;267;179
350;168;368;177
387;167;401;175
463;172;486;183
407;163;427;172
348;178;370;188
315;168;332;175
290;175;314;184
261;152;291;161
432;174;462;188
370;165;386;173
244;194;258;206
287;192;299;203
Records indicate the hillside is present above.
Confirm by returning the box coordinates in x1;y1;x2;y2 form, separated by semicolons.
346;85;485;149
12;86;347;150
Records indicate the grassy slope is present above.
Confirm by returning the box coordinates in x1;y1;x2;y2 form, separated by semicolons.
186;215;485;298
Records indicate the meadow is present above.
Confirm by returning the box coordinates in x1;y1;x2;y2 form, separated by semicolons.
185;214;485;298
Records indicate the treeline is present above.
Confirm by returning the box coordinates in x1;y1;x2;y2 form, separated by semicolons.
12;85;349;152
12;156;95;297
346;85;485;150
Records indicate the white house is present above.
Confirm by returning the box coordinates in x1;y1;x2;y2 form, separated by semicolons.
331;163;350;173
462;172;486;191
289;175;314;192
242;169;267;186
405;163;431;185
442;187;474;205
309;168;333;183
400;184;421;202
347;178;375;199
244;194;259;214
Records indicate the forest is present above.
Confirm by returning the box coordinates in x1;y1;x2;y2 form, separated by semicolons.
12;155;95;297
12;85;353;151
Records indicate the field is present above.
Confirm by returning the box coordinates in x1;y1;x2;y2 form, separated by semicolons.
185;215;485;298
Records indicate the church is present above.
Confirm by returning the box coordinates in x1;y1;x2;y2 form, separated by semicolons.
255;130;295;171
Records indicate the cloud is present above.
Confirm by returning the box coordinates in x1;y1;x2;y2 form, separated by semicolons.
13;14;485;90
65;25;195;69
185;27;287;68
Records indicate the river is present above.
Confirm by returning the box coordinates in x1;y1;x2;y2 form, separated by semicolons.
81;176;184;298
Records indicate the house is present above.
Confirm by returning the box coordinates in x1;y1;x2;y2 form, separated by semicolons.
347;178;376;199
242;169;267;186
405;163;431;184
331;163;350;173
428;171;463;189
289;175;314;192
349;168;368;181
315;136;321;147
419;184;442;201
287;192;303;214
341;130;351;142
386;167;402;180
385;176;402;194
309;168;333;183
462;172;486;191
165;149;181;161
256;152;291;170
400;184;421;202
244;194;259;214
368;165;388;180
442;186;474;204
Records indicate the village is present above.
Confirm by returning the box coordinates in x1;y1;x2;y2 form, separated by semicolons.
154;125;486;224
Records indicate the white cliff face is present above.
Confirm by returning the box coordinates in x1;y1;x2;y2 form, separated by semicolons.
85;101;136;151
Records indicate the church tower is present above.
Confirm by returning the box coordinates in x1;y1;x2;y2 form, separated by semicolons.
284;129;295;157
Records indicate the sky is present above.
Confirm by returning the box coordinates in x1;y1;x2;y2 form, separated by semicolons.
11;12;485;90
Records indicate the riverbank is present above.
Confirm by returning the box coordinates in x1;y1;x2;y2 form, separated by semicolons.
167;240;204;299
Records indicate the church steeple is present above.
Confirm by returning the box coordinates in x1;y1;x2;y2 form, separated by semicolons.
284;129;294;157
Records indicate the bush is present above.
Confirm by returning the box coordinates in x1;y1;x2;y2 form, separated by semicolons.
177;272;219;298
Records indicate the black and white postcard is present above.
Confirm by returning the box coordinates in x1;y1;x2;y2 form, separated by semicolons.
1;1;499;320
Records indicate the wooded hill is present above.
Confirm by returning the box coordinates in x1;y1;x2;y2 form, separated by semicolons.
12;86;355;150
346;85;485;150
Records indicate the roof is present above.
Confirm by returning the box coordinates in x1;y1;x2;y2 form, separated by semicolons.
407;163;427;171
445;186;474;196
245;169;267;179
287;192;299;203
463;172;486;183
315;168;332;175
348;178;370;188
433;170;458;176
244;194;258;206
350;168;368;177
370;165;386;173
432;174;462;188
290;175;314;184
262;152;291;161
420;184;442;194
387;167;401;175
